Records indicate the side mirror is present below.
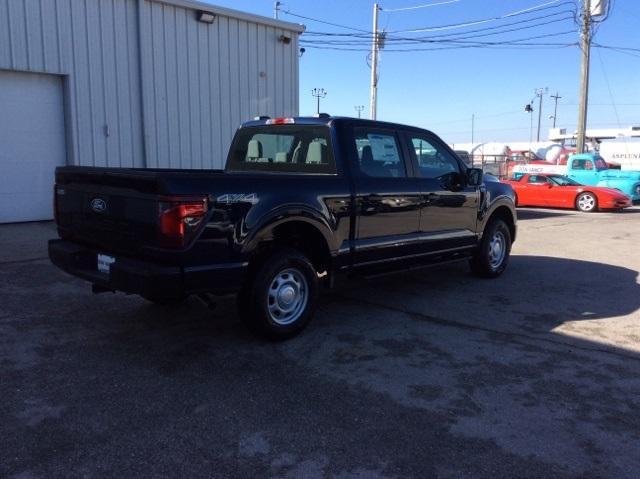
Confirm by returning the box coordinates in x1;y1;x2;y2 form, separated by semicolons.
547;183;553;188
466;168;483;187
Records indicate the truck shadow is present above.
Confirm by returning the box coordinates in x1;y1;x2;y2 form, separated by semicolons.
336;255;640;335
127;254;640;352
516;208;575;220
5;254;640;476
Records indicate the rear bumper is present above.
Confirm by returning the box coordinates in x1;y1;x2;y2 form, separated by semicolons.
48;239;247;298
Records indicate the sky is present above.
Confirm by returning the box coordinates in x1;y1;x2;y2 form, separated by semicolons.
206;0;639;145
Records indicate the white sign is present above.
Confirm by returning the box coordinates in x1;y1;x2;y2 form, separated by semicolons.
97;254;115;274
512;164;566;175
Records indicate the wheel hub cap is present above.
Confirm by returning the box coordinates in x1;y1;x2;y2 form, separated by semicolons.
488;232;506;269
579;195;595;210
278;286;296;306
267;268;308;326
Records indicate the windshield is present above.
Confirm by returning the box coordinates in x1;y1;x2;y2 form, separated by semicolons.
548;174;581;186
227;125;335;174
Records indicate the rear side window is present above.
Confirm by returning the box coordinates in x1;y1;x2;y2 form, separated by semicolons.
353;128;406;178
227;126;335;174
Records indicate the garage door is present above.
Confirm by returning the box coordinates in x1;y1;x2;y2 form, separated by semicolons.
0;71;66;223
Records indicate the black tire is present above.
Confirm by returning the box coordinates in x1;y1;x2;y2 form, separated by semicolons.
470;218;512;278
238;248;319;340
576;192;598;212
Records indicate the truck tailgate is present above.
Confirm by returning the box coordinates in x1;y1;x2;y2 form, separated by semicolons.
54;167;213;254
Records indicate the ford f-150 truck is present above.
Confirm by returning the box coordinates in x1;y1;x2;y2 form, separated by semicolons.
49;116;517;339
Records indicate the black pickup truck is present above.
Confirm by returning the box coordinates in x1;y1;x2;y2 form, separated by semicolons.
50;116;516;339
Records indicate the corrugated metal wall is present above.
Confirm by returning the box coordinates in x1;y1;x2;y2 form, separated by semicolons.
0;0;145;168
0;0;300;170
139;1;300;169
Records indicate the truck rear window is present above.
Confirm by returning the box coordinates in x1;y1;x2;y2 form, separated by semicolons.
226;126;336;174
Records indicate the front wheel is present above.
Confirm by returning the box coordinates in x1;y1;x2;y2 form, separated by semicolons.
470;219;512;278
238;248;319;340
576;192;598;212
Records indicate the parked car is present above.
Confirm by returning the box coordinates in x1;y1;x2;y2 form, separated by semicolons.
49;116;517;339
502;173;632;212
512;153;640;202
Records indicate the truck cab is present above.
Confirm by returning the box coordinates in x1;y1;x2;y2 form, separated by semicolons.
565;153;640;201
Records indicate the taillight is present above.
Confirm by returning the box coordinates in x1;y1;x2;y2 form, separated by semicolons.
266;117;295;125
53;184;64;224
53;184;58;223
158;196;208;249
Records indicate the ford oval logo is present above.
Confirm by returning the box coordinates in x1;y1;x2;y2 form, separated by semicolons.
90;198;107;213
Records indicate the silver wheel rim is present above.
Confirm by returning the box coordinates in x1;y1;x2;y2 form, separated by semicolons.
488;231;506;269
267;268;308;326
578;193;595;211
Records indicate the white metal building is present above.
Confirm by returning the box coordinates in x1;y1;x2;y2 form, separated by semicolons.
0;0;303;222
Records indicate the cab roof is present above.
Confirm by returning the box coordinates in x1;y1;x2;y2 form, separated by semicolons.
240;115;438;135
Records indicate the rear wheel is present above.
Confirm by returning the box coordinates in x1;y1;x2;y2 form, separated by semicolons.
238;248;319;340
470;218;511;278
576;192;598;212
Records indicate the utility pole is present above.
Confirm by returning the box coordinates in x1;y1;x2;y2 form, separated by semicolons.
354;105;365;118
471;114;475;144
369;3;380;120
274;1;281;19
534;88;547;142
576;0;592;153
311;88;326;115
550;92;562;128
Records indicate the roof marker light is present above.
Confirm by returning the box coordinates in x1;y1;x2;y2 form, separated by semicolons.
266;118;295;125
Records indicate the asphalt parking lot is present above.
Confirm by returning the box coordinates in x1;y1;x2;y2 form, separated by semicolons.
2;207;640;478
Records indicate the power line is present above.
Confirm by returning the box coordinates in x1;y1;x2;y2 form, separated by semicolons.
281;10;371;33
593;43;640;53
301;13;576;46
386;0;574;33
295;1;575;39
300;31;578;52
596;48;623;131
382;0;461;13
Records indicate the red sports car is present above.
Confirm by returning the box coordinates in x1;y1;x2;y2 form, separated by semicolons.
502;173;632;212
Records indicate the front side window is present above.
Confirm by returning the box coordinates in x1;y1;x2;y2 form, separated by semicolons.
548;175;581;186
407;136;459;179
353;129;406;178
227;126;335;174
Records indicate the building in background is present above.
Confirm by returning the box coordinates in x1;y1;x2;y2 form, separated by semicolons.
0;0;303;222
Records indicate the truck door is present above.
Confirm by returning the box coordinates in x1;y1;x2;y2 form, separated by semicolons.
401;132;479;251
567;157;596;185
349;127;422;268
